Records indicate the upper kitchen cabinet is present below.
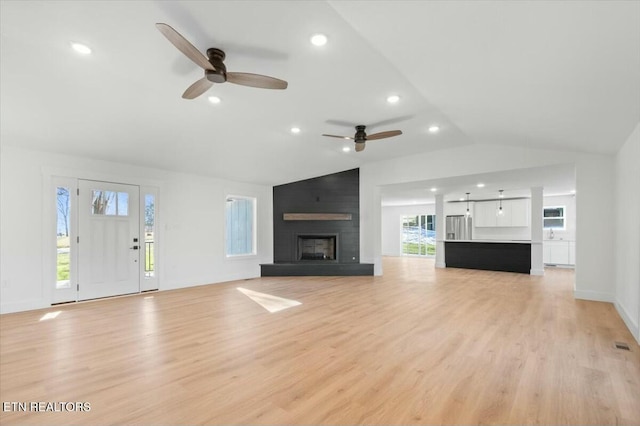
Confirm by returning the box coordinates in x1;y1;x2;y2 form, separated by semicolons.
475;200;497;227
474;199;530;228
446;201;471;216
509;199;530;227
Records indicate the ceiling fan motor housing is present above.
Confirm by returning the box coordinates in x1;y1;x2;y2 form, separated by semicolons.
205;48;227;83
355;125;367;142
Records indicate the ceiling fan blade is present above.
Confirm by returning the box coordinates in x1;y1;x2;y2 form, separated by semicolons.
227;72;288;89
326;119;358;128
367;115;414;129
366;130;403;140
355;142;366;152
156;23;214;71
322;134;353;140
182;77;214;99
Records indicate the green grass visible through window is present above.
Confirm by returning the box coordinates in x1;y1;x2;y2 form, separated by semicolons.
57;252;70;281
402;242;436;255
145;243;154;272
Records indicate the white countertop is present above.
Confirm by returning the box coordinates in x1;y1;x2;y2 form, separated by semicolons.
444;239;532;244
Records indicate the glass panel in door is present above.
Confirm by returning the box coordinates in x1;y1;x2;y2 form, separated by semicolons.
401;214;436;257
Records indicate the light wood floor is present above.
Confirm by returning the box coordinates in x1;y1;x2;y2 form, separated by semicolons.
1;257;639;425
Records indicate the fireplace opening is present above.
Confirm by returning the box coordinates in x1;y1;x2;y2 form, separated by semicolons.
297;235;337;261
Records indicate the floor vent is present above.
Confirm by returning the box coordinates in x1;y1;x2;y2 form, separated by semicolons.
614;341;631;351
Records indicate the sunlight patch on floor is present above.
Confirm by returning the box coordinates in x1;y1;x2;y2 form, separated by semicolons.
236;287;302;313
39;311;62;321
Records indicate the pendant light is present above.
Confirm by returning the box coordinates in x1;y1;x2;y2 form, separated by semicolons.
465;192;471;217
497;190;504;216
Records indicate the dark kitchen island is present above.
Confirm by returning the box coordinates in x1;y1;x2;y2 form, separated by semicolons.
444;240;532;274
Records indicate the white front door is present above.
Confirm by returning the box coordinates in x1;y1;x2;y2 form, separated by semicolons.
78;180;140;300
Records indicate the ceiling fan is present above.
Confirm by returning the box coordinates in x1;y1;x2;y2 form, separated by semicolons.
322;125;402;152
156;23;288;99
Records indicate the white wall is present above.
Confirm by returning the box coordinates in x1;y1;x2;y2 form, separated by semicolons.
0;145;273;314
381;203;435;256
573;154;616;302
615;122;640;344
360;143;615;304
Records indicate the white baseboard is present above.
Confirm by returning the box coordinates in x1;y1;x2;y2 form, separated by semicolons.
530;268;544;276
573;290;614;303
615;300;640;346
435;261;446;268
0;299;49;315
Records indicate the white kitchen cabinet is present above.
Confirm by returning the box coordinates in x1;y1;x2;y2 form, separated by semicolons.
446;201;471;216
495;200;511;227
568;241;575;264
474;199;529;228
543;243;551;263
508;199;530;227
543;240;575;265
474;201;497;227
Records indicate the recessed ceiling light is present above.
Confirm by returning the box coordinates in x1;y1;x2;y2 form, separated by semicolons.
310;34;327;46
342;146;351;152
290;127;301;134
459;197;465;201
71;42;91;55
570;190;576;194
386;95;400;104
208;96;221;104
428;125;440;133
343;136;350;140
477;183;485;188
430;187;437;192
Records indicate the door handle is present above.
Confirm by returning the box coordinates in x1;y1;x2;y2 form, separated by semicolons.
130;245;139;250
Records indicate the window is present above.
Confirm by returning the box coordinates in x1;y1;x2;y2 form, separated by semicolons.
401;214;436;256
226;196;256;256
56;187;71;289
91;190;129;216
144;194;155;277
543;206;565;229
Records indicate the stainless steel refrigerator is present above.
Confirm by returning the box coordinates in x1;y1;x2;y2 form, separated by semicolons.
446;215;472;240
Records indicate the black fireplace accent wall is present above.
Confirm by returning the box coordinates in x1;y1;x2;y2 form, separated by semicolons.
273;168;360;263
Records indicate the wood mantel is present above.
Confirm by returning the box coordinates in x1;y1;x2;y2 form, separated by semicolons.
283;213;352;221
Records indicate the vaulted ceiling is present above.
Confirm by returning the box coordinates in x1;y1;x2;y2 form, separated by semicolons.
2;1;639;192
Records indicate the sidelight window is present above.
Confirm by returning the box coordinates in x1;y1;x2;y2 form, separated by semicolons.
144;194;155;277
56;187;71;289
